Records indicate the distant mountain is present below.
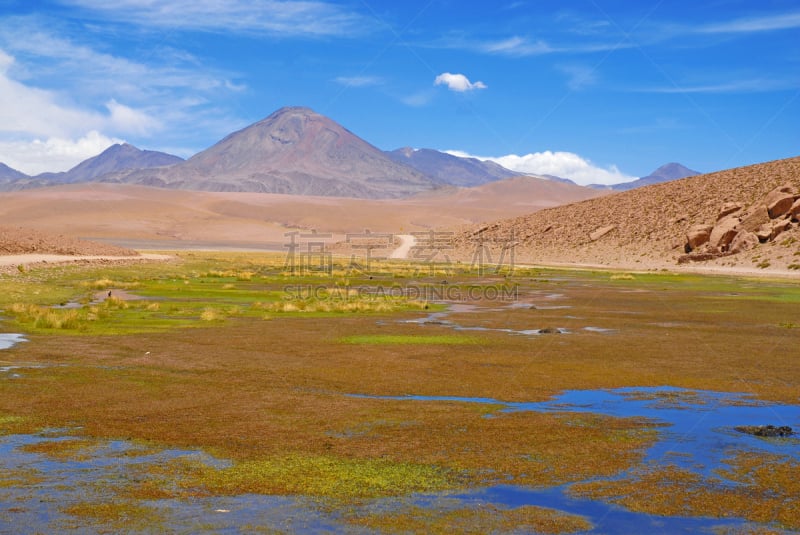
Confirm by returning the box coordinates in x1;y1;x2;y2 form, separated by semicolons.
0;144;182;191
61;143;183;183
385;147;519;187
605;163;699;191
0;163;28;182
105;107;438;198
541;174;580;187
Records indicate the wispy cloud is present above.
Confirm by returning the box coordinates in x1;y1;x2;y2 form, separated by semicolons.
556;64;598;91
401;90;435;107
638;78;799;94
446;149;634;186
434;72;487;92
698;11;800;34
482;36;553;56
0;16;245;173
57;0;367;37
0;18;244;102
334;75;384;88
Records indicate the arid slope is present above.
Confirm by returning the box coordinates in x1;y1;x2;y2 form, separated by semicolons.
453;157;800;273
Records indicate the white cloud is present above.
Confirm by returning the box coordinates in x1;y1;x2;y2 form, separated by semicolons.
0;49;163;173
0;50;103;139
434;72;487;92
0;17;244;173
445;150;635;186
0;131;122;175
57;0;366;37
105;99;161;136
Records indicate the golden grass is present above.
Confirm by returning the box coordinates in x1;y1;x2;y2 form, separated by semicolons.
19;438;100;461
60;501;164;531
0;467;44;488
346;503;593;534
158;454;454;499
199;307;223;321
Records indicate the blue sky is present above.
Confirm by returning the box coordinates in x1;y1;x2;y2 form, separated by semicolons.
0;0;798;184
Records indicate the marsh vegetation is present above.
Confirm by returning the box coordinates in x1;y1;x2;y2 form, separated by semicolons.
0;252;798;533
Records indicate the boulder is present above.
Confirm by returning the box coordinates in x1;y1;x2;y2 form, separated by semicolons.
738;204;770;233
589;225;616;241
686;224;713;251
790;199;800;221
709;216;739;251
771;219;792;241
730;231;758;253
717;203;742;220
764;185;795;219
755;225;772;243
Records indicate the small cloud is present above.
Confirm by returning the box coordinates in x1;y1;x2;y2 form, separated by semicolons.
434;72;487;92
445;149;634;186
556;64;597;91
105;99;161;136
483;36;552;56
401;90;434;107
334;75;383;88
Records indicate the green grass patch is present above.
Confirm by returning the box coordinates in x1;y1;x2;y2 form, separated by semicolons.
166;454;453;499
340;334;483;345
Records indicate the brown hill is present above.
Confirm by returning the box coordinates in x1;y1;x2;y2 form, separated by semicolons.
453;156;800;273
103;107;438;198
0;226;137;256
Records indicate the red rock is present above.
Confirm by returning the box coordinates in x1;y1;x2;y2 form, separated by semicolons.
771;219;792;240
790;199;800;221
764;185;796;219
686;224;713;250
730;231;759;253
755;225;772;243
709;216;739;251
717;203;742;220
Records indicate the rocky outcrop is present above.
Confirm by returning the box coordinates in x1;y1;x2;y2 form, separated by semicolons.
730;231;759;253
682;184;800;261
790;199;800;221
686;224;713;250
765;185;794;218
709;216;739;250
717;203;742;220
589;225;616;241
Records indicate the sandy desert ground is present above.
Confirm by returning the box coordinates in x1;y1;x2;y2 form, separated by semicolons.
0;179;600;249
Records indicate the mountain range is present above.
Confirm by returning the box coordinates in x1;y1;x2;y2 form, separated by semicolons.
385;147;520;187
0;144;182;190
601;162;699;191
0;106;696;197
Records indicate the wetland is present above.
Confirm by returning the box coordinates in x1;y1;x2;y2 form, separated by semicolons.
0;252;798;533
